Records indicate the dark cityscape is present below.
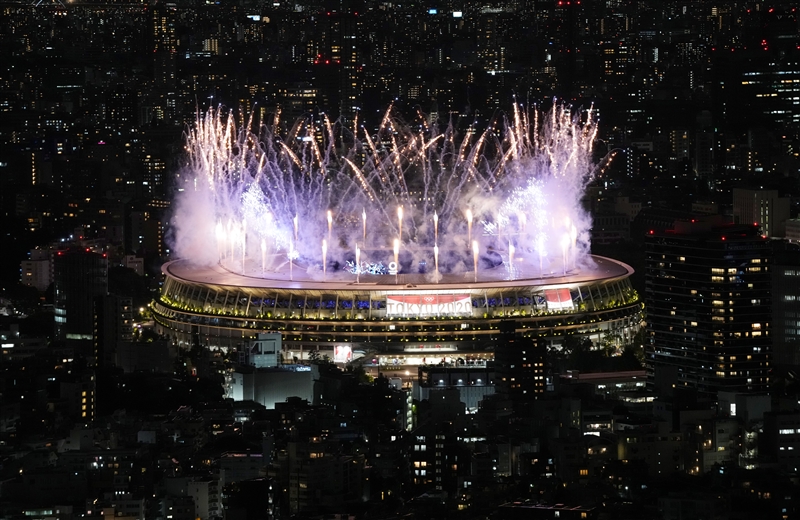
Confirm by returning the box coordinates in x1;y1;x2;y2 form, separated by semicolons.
1;0;800;518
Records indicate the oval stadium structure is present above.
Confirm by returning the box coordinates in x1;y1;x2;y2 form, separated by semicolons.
152;255;642;354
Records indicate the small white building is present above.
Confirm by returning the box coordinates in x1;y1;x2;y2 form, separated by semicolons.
20;249;51;291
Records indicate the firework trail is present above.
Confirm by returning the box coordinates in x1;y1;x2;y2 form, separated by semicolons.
169;102;599;280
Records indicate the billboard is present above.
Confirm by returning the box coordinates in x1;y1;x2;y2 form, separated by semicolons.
334;344;353;363
545;288;574;311
386;294;472;317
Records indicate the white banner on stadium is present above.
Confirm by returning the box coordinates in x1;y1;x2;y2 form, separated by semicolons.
545;288;574;311
334;345;353;363
385;294;472;317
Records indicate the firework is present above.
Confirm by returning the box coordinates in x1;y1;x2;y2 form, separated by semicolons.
170;102;599;282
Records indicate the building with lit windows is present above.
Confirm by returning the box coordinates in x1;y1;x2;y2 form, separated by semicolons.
53;249;108;346
772;242;800;367
495;320;546;404
739;60;800;131
763;410;800;472
20;248;51;292
646;217;772;397
151;1;177;89
733;188;790;238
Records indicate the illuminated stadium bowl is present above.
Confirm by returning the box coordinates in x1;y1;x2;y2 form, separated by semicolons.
156;104;643;355
152;255;642;352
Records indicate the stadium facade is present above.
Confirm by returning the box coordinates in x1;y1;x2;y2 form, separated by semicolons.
152;255;642;353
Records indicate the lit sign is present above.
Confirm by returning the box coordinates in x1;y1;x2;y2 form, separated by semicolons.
334;345;352;363
453;11;462;17
545;288;574;311
386;294;472;317
428;8;437;14
346;260;388;275
403;343;458;352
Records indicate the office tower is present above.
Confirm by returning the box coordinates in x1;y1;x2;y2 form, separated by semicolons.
142;154;166;200
646;219;771;398
149;1;178;123
733;188;790;238
106;85;137;128
61;369;96;422
318;10;362;121
494;320;546;405
20;248;51;292
53;249;108;345
772;242;800;367
550;0;593;94
94;294;134;367
600;40;631;89
737;58;800;130
694;129;715;181
151;2;177;89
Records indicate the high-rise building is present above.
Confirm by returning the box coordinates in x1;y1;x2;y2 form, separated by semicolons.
494;321;546;406
772;242;800;367
60;369;96;422
738;59;800;131
142;155;166;200
151;2;177;89
600;40;631;88
20;248;51;292
317;11;362;121
733;188;790;238
646;219;772;398
54;249;108;346
694;129;715;181
94;294;134;367
106;85;137;127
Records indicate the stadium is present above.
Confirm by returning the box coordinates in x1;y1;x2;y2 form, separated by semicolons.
154;104;643;360
152;254;642;358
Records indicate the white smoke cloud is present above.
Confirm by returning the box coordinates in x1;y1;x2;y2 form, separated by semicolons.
167;103;600;280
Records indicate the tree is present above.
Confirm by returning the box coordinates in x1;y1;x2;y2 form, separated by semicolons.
600;329;627;356
345;363;373;384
